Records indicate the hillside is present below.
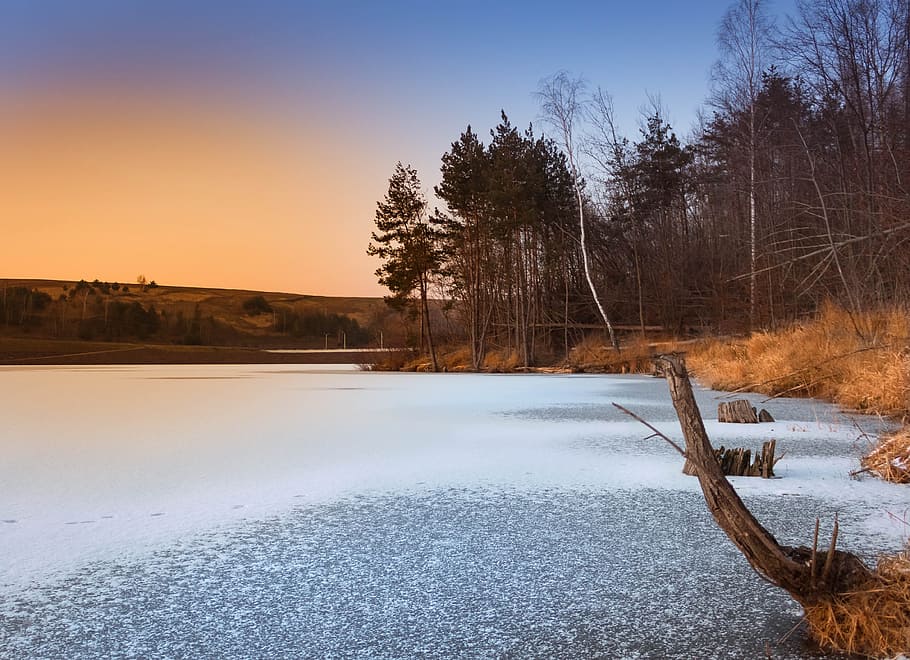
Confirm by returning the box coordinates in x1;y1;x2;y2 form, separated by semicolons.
0;278;408;363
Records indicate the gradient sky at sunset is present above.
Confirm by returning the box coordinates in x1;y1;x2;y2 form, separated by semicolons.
0;0;795;296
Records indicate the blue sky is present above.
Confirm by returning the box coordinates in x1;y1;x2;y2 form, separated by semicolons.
0;0;798;295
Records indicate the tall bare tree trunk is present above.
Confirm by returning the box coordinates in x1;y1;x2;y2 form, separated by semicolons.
421;279;438;372
538;73;620;351
749;106;757;329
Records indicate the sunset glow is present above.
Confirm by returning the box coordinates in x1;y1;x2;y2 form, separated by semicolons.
0;89;390;295
0;0;785;296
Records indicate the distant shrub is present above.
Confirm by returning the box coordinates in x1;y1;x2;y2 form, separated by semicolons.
82;300;161;341
77;321;94;340
0;287;52;325
183;327;203;345
242;295;273;316
30;290;52;311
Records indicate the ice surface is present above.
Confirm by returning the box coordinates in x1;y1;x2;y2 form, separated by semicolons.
0;365;906;658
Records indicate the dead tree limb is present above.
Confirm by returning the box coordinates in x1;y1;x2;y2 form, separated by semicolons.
658;354;871;604
611;402;686;457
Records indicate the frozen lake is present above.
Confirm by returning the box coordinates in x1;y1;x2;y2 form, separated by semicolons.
0;364;907;658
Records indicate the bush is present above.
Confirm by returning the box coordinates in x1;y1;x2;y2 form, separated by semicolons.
242;295;273;316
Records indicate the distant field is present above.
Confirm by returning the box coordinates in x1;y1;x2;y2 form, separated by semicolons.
0;278;409;364
0;337;397;365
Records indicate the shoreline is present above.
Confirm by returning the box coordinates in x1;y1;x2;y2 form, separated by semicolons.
0;337;399;365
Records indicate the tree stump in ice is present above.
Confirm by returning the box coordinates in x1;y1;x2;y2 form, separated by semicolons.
758;408;775;422
717;399;758;423
716;439;777;477
683;439;778;477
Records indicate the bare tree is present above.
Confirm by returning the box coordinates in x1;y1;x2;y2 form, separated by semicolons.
587;88;648;335
538;72;620;351
713;0;773;329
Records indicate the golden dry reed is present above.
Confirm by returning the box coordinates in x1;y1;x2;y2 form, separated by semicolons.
567;334;676;374
861;428;910;484
804;547;910;657
690;303;910;484
688;302;910;418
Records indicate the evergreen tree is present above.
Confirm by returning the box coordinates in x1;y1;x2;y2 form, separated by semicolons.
367;162;443;371
436;126;493;369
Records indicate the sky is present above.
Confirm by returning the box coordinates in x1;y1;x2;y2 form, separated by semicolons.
0;0;796;297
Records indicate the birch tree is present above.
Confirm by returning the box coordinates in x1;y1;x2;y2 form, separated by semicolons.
713;0;772;329
538;72;620;351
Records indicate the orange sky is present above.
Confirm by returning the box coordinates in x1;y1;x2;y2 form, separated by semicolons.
0;90;388;297
0;1;739;298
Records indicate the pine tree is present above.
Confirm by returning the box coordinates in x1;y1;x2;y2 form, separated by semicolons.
367;162;443;371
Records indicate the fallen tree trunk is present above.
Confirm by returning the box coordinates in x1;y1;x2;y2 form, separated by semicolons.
657;355;889;652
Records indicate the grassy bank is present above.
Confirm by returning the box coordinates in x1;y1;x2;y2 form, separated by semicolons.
372;334;686;374
688;303;909;419
688;303;910;484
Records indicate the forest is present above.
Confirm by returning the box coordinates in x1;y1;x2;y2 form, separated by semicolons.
369;0;910;370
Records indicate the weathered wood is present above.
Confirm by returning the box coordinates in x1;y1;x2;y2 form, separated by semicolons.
758;408;775;423
718;399;759;423
760;439;776;478
687;438;778;478
658;355;871;605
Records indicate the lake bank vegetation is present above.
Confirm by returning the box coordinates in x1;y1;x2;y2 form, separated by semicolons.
367;0;909;368
364;1;910;652
687;303;910;488
0;278;402;351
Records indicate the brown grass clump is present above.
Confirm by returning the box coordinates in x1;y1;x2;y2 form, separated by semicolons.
567;334;678;374
481;348;521;372
363;349;416;371
689;303;910;418
804;547;910;657
861;428;910;484
436;345;473;372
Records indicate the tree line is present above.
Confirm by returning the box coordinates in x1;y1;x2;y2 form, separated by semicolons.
369;0;910;369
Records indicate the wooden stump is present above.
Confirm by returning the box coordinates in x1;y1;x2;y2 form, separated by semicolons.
684;439;777;478
758;408;775;423
717;439;777;477
718;399;758;423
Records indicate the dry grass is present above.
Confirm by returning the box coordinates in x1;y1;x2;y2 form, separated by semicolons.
689;304;910;485
437;345;474;372
567;334;680;374
365;349;416;371
860;428;910;484
482;348;521;372
688;303;910;418
804;547;910;657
